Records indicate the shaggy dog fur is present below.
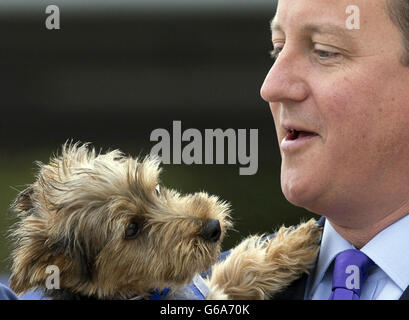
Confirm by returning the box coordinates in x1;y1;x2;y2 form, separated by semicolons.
8;142;322;300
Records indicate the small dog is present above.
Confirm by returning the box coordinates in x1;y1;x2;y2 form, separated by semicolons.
8;142;322;300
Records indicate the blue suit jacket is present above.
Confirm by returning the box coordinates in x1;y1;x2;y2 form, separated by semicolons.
0;283;18;300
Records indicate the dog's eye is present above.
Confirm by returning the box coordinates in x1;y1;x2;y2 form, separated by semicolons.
155;185;161;197
125;221;141;239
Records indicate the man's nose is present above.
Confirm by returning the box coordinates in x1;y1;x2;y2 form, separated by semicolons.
260;52;309;104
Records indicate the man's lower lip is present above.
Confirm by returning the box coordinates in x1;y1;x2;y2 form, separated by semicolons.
280;134;319;152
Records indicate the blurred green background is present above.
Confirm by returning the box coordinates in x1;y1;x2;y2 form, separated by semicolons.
0;0;315;275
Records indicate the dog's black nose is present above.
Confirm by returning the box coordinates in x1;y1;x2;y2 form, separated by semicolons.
201;219;221;242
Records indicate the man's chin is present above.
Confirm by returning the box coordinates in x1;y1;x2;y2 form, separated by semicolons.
281;182;322;212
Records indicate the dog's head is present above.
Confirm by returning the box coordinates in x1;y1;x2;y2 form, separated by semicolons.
9;142;231;299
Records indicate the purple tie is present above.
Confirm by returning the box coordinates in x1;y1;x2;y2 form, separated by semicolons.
328;249;374;300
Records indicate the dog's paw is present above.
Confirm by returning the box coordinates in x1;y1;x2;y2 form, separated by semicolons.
207;219;322;300
264;219;322;282
268;219;322;259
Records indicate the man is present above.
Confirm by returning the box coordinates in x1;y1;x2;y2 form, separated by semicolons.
260;0;409;299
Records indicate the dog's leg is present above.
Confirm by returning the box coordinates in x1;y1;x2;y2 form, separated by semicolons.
206;219;322;300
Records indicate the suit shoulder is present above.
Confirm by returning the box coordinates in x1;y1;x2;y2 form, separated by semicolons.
0;283;18;300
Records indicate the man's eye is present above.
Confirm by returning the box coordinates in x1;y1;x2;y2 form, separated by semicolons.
316;50;333;58
314;50;341;59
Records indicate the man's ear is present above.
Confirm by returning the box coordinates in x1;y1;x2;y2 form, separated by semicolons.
11;186;34;215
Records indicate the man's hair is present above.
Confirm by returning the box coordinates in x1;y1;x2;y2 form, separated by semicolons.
387;0;409;65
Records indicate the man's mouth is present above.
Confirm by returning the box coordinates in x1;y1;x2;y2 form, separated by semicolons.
280;126;319;152
285;129;318;141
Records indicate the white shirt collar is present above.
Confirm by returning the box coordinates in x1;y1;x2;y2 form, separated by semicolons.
361;214;409;291
308;214;409;296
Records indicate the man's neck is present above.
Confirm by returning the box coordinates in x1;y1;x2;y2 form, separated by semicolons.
326;201;409;249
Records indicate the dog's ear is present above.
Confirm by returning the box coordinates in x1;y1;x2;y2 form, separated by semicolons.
9;229;96;296
8;217;55;295
11;186;35;215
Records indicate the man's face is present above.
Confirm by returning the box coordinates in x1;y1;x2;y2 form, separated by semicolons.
261;0;409;220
